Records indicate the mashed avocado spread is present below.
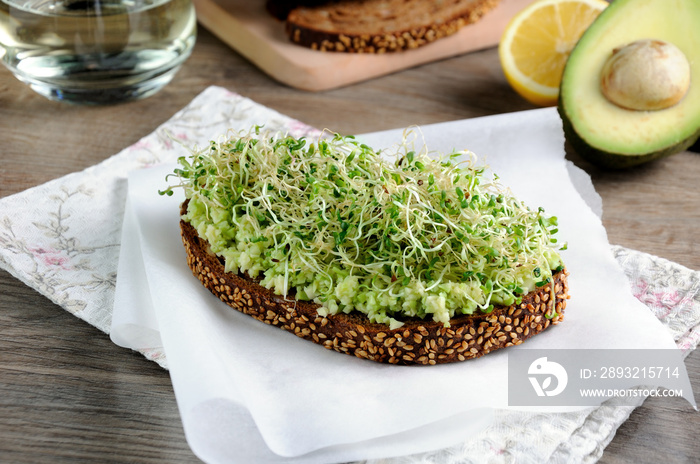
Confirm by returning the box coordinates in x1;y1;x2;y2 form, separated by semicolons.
161;128;565;328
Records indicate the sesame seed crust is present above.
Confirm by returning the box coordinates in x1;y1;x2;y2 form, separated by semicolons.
180;211;569;365
285;0;500;53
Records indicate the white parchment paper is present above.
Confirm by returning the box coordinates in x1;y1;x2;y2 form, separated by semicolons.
113;108;680;463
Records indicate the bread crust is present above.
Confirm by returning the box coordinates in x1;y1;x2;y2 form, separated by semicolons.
179;208;569;365
285;0;501;53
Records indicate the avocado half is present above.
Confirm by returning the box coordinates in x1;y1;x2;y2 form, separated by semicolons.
558;0;700;169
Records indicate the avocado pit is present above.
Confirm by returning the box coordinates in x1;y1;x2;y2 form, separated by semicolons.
600;39;690;111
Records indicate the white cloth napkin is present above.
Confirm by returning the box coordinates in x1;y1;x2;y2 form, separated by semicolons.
0;86;698;464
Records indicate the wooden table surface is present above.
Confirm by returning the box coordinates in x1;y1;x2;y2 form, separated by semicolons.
1;27;699;464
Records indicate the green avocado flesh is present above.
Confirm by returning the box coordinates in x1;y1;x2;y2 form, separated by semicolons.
559;0;700;169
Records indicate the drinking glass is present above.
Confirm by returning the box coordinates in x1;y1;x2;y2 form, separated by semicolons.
0;0;196;104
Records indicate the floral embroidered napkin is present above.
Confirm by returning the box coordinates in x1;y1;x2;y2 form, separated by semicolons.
0;86;698;463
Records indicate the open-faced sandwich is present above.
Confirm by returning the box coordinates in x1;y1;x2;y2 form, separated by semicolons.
161;128;569;365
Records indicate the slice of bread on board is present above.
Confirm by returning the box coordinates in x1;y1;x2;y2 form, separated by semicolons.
274;0;501;53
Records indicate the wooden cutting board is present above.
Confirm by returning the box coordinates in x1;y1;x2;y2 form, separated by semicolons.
193;0;534;91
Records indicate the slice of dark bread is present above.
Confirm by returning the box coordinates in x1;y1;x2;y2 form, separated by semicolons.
179;204;569;365
284;0;501;53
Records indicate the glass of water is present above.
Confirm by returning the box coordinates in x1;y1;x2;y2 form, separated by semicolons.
0;0;196;104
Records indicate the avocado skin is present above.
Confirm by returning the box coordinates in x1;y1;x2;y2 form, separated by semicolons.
558;102;700;169
690;138;700;153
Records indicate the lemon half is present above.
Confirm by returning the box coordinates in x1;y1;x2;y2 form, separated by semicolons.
499;0;609;106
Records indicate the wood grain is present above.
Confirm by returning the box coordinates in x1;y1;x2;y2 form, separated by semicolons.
1;27;698;463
